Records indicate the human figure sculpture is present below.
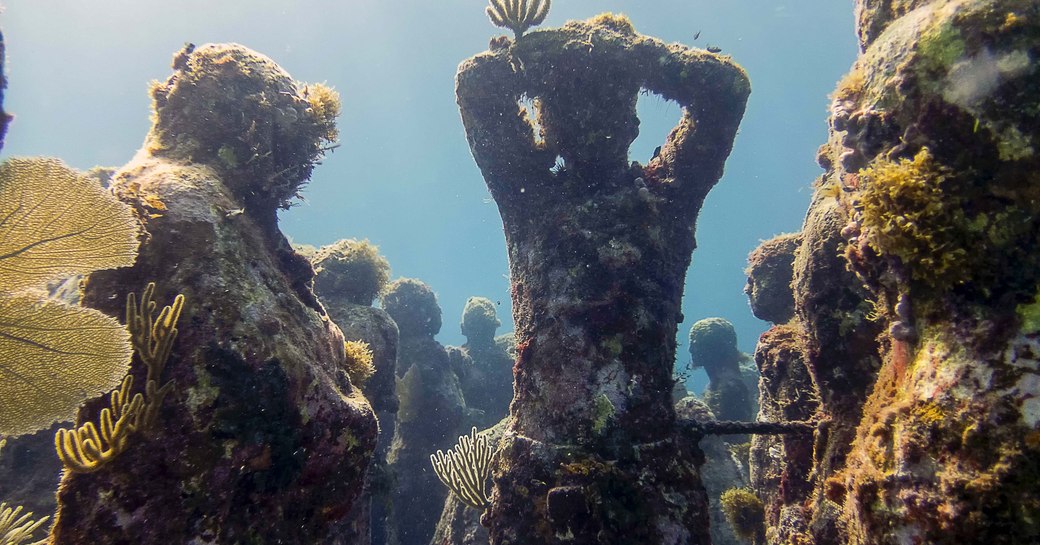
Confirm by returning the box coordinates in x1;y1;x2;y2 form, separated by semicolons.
457;13;749;543
382;278;465;545
449;297;515;429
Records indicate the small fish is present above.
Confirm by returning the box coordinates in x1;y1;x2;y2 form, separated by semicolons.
693;30;701;40
707;45;722;53
225;207;245;218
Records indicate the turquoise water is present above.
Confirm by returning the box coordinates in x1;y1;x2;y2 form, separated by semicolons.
1;0;857;392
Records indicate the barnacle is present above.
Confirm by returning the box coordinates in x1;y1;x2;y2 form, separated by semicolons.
485;0;551;39
430;427;495;509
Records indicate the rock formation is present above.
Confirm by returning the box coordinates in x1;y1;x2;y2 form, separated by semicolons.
49;43;377;545
675;397;748;545
456;13;749;544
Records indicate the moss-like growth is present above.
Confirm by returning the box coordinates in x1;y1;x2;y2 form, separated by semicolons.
719;487;765;542
303;83;341;144
381;278;442;338
856;148;1040;306
311;239;391;306
587;12;635;35
917;22;966;77
343;340;375;387
146;44;340;210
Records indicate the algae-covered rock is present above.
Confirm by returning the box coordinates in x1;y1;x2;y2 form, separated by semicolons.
49;43;377;545
457;12;749;544
745;233;801;324
748;324;819;545
146;43;339;213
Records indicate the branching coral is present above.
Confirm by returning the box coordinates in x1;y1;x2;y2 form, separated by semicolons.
0;502;48;545
125;282;182;430
485;0;551;38
429;427;495;510
54;375;144;473
55;283;184;473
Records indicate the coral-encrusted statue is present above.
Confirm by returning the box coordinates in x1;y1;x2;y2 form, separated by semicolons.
450;297;515;430
456;13;749;544
49;44;377;545
383;278;466;545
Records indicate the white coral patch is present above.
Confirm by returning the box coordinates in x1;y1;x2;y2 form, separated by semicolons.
1014;373;1040;428
944;48;1032;108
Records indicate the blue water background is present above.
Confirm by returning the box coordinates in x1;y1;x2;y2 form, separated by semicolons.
1;1;857;394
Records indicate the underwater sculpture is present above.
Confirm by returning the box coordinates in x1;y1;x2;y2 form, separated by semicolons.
450;296;515;429
382;278;466;545
310;238;400;545
688;318;756;427
748;1;1040;543
47;43;377;545
456;12;749;544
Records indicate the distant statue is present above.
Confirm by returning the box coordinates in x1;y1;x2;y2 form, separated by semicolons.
688;318;757;426
381;278;465;545
448;297;515;429
310;238;399;545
